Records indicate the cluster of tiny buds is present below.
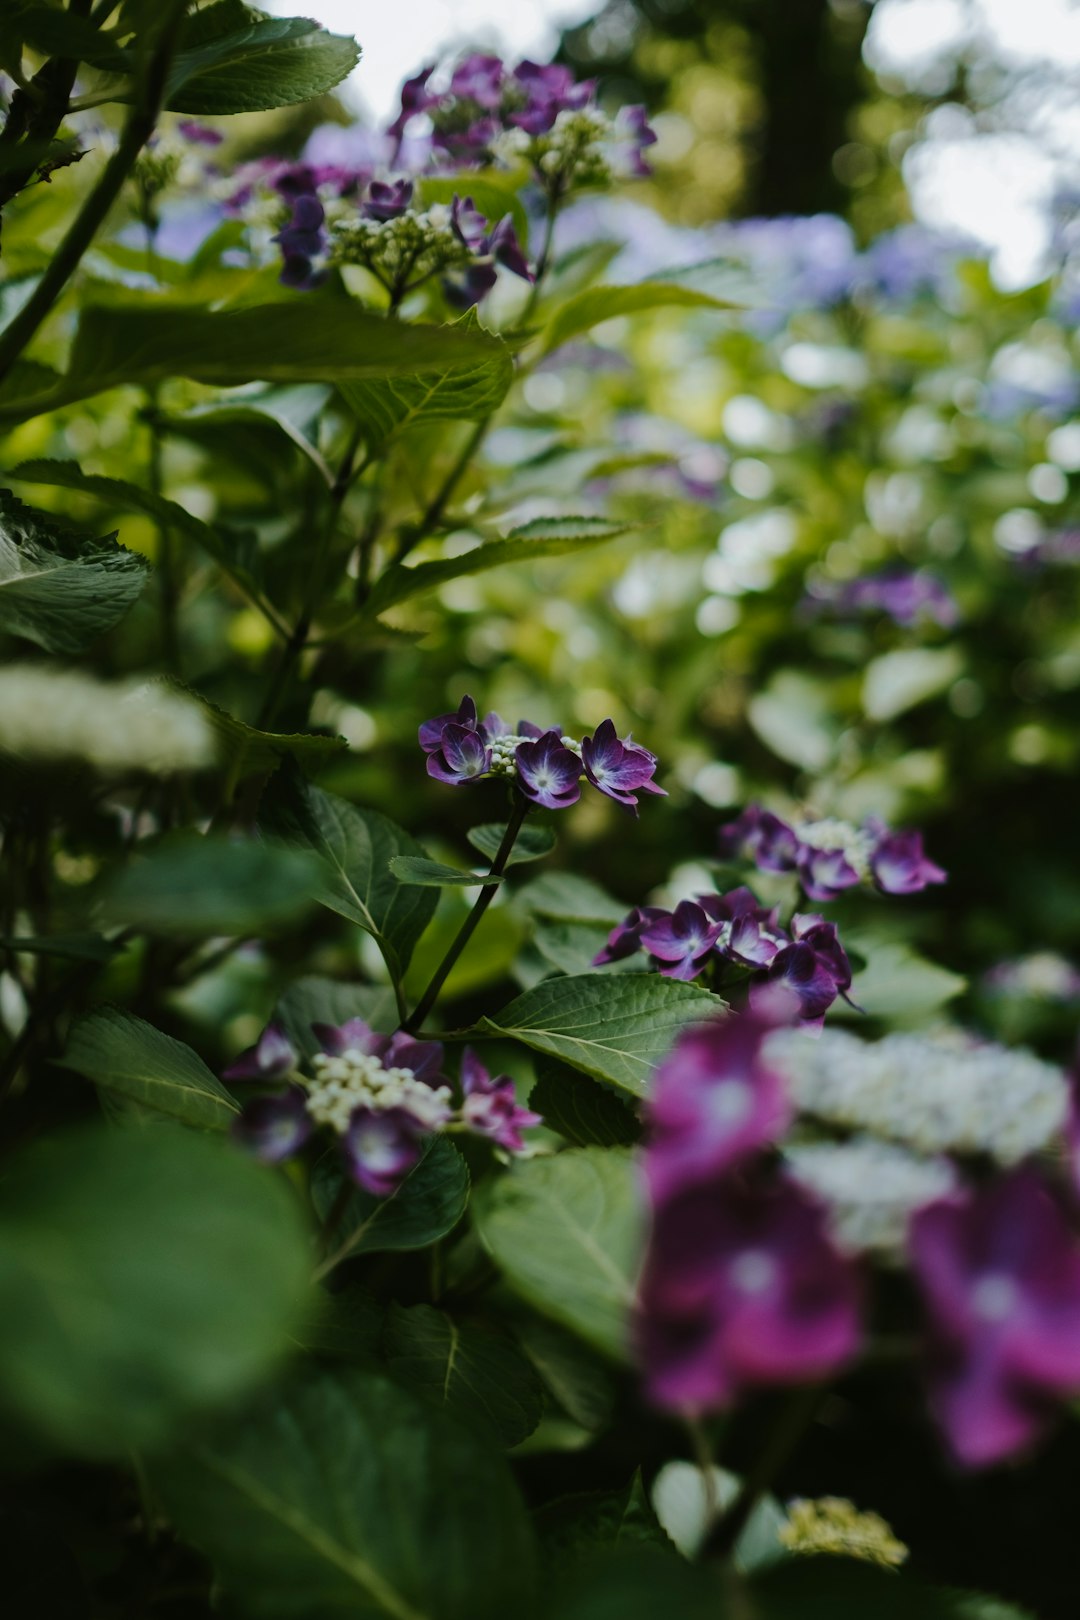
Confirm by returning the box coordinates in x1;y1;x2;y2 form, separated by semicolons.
793;816;876;880
306;1047;452;1134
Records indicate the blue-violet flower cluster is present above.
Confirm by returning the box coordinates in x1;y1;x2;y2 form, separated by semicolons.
720;803;946;902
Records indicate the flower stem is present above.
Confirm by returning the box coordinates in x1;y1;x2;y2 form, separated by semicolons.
701;1384;822;1562
403;796;529;1033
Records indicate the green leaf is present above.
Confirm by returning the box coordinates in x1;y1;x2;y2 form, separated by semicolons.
57;1007;238;1129
474;1147;644;1358
3;300;508;420
475;973;725;1099
194;688;348;776
748;1561;1032;1619
0;1124;309;1455
0;931;118;963
275;977;400;1063
100;834;320;936
530;920;627;978
389;854;502;888
339;331;514;444
550;1547;729;1620
155;1364;536;1620
418;173;528;247
468;821;557;866
529;1060;640;1148
361;517;629;619
17;5;129;71
512;1316;614;1432
543;281;736;353
537;1472;674;1574
836;939;966;1022
295;1284;384;1363
0;488;148;653
383;1302;544;1447
162;6;360;114
260;770;438;981
862;647;965;722
517;871;626;925
312;1137;469;1268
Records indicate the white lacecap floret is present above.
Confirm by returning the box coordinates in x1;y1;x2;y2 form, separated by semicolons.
488;734;521;778
794;816;875;879
784;1135;957;1253
765;1026;1068;1164
305;1048;451;1134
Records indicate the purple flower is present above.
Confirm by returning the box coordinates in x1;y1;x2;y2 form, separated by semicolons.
701;887;786;969
509;60;595;134
593;905;667;967
459;1048;542;1152
449;53;505;109
909;1169;1080;1468
487;214;533;282
426;723;492;786
752;915;852;1028
645;1015;791;1203
178;120;223;147
450;194;488;251
718;805;799;873
812;568;959;629
443;260;499;311
640;899;723;981
615;104;657;176
388;64;437;143
515;729;582;810
868;825;947;896
581;719;665;814
362;178;414;221
639;1175;862;1413
232;1086;312;1162
419;693;481;754
311;1018;446;1087
273;190;326;289
222;1021;297;1082
343;1106;426;1197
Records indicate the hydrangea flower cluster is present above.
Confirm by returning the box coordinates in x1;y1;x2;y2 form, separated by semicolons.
419;694;665;814
226;1018;539;1196
641;1013;1080;1467
639;1014;863;1413
389;55;656;197
983;952;1080;1005
719;803;946;903
804;567;959;629
593;887;853;1027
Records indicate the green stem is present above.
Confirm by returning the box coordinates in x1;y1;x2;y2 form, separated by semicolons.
0;0;187;382
701;1385;822;1562
0;0;91;217
403;796;529;1033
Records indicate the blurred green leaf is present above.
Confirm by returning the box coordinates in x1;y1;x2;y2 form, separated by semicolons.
537;1472;674;1574
837;940;967;1023
383;1302;544;1447
862;647;964;722
517;872;626;926
468;821;557;866
275;977;400;1062
474;1147;644;1359
747;671;839;772
748;1560;1034;1619
312;1137;469;1267
57;1007;238;1128
543;281;736;353
154;1364;536;1620
475;972;725;1098
546;1547;728;1620
0;1125;309;1455
101;834;320;936
339;335;514;444
194;688;348;776
389;854;502;887
513;1315;614;1432
0;489;148;654
529;1060;640;1148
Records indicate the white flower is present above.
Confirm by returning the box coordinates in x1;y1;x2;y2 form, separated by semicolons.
784;1135;957;1253
0;667;214;774
765;1026;1068;1164
306;1047;452;1134
793;816;875;880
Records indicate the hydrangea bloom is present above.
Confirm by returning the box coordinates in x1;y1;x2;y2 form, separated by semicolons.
910;1169;1080;1467
805;568;959;629
765;1026;1069;1164
229;1017;539;1194
418;695;664;814
593;887;851;1024
783;1135;958;1254
719;803;946;901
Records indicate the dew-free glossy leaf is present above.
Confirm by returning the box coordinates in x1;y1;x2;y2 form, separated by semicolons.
275;977;400;1062
312;1137;469;1270
383;1302;544;1447
467;821;556;866
164;8;360;115
101;835;320;936
543;281;735;353
156;1365;536;1620
529;1060;640;1148
339;340;514;444
475;972;725;1098
474;1147;644;1358
389;855;501;887
57;1007;238;1129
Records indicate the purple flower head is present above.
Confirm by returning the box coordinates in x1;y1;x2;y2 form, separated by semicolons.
178;120;223;147
824;568;960;629
795;844;861;903
343;1106;426;1197
459;1047;542;1152
450;193;488;251
640;899;723;981
510;60;595;134
362;178;414;221
909;1169;1080;1468
223;1021;297;1082
311;1016;380;1057
593;904;667;967
718;805;800;873
487;214;534;282
868;825;947;896
515;729;582;810
615;104;658;176
639;1175;862;1413
752;916;852;1028
481;711;544;742
426;723;492;786
273;190;326;289
645;1014;792;1203
701;887;786;969
388;64;437;142
313;1018;446;1087
581;719;665;814
443;261;499;310
449;53;506;109
232;1086;312;1163
1068;1061;1080;1201
419;694;480;754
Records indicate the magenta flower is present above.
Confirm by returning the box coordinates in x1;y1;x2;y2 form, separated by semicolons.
639;1176;862;1413
459;1048;542;1152
645;1015;791;1203
388;63;437;143
343;1106;426;1197
510;60;595;134
418;694;481;754
867;824;947;896
699;887;786;968
232;1086;312;1162
515;729;582;810
362;178;414;221
581;719;665;813
222;1021;297;1082
449;53;505;109
909;1169;1080;1468
720;803;946;900
751;915;853;1029
426;723;492;786
640;899;723;981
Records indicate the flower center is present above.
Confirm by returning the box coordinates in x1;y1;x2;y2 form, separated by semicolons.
971;1272;1019;1323
795;817;874;879
306;1049;451;1134
713;1080;753;1125
730;1249;777;1295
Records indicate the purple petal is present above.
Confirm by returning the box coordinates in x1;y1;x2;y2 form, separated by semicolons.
342;1106;425;1198
515;729;582;810
223;1021;297;1082
232;1087;312;1163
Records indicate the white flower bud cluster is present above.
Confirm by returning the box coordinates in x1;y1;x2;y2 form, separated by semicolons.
534;107;615;189
794;816;875;880
305;1047;452;1134
784;1135;957;1253
987;951;1080;1002
331;208;473;283
0;667;215;774
488;733;522;778
560;735;583;755
765;1026;1069;1164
